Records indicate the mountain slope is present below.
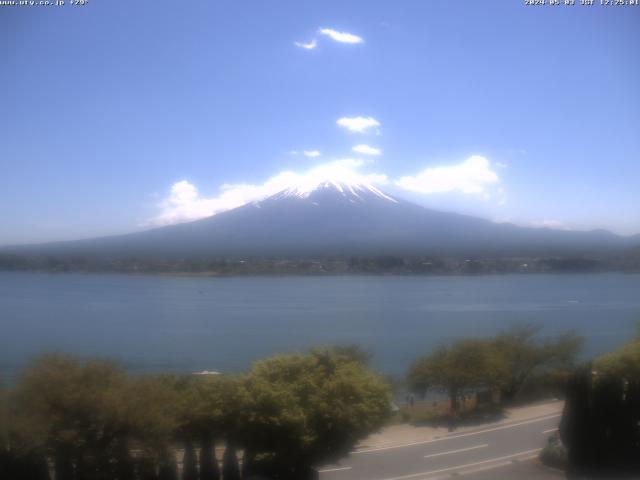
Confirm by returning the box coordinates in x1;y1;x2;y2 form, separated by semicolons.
3;183;636;259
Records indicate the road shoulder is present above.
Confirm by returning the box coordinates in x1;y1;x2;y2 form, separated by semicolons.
355;399;564;453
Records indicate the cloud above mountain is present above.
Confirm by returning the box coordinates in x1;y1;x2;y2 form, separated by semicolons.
295;28;363;50
318;28;363;44
294;39;317;50
395;155;500;197
149;159;387;226
337;116;380;133
353;144;382;156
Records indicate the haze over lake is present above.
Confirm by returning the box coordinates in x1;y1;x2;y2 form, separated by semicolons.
1;272;639;380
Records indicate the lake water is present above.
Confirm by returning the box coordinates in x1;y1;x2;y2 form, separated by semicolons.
1;272;639;381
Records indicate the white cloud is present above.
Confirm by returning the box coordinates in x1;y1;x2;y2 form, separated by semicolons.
352;144;382;156
337;116;380;133
496;161;508;168
149;179;278;227
394;155;500;196
149;159;387;226
318;28;363;44
294;39;317;50
303;150;321;158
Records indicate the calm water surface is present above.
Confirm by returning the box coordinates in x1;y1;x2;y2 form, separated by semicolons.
1;272;639;379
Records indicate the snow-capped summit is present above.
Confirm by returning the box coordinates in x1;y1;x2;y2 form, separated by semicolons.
269;181;399;205
252;158;397;206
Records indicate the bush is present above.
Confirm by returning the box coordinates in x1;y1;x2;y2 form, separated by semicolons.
539;434;568;470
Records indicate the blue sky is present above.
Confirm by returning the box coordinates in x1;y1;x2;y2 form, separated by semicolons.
1;0;638;245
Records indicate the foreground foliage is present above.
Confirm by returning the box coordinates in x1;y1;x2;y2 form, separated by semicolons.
560;333;640;477
408;326;583;421
237;350;390;478
0;349;391;480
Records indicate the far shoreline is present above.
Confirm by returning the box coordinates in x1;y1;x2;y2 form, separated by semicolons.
1;268;639;279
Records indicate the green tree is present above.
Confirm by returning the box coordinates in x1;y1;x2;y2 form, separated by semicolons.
408;339;506;420
10;354;178;480
561;336;640;477
237;349;391;479
0;378;8;472
329;344;373;366
170;374;240;480
121;375;180;478
594;337;640;379
199;433;221;480
182;440;197;480
11;354;130;480
222;440;241;480
492;325;583;402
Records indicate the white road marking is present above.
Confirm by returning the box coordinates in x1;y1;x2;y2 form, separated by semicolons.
353;413;560;454
318;466;352;473
453;453;540;478
542;428;558;434
380;448;542;480
424;443;488;459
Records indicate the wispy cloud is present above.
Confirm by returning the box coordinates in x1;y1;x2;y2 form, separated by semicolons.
294;39;317;50
149;160;387;226
337;116;380;133
395;155;500;197
352;144;382;156
318;28;363;44
530;219;569;230
303;150;321;158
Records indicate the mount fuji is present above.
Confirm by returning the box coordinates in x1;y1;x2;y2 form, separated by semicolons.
3;182;637;259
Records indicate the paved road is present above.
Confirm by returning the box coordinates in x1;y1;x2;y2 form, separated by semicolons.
319;413;561;480
456;457;564;479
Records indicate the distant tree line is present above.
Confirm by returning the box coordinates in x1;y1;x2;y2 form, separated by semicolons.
1;253;635;275
0;348;391;480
